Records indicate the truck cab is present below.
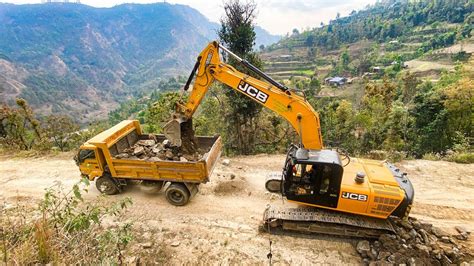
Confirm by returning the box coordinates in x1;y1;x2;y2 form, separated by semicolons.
75;144;104;179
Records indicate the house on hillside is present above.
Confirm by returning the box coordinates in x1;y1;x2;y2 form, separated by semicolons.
325;76;347;87
372;66;383;73
390;61;409;68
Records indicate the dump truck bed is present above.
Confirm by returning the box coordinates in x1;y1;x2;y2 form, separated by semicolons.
86;120;222;184
108;135;222;183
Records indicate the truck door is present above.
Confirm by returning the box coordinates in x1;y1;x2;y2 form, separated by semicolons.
77;148;102;179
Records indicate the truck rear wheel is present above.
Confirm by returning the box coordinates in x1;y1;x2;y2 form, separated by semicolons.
96;175;120;195
165;183;190;206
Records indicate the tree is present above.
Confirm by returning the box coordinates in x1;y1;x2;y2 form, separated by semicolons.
340;49;350;70
145;92;181;133
43;115;80;151
442;77;473;139
218;0;263;154
0;99;42;150
334;100;357;151
305;35;315;47
411;84;450;155
383;101;411;151
401;72;421;104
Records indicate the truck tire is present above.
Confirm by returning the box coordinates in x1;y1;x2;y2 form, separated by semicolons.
96;175;120;195
165;183;190;206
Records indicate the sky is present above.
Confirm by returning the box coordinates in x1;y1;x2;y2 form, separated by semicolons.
3;0;378;35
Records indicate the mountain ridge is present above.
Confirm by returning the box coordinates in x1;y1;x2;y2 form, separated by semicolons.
0;2;279;121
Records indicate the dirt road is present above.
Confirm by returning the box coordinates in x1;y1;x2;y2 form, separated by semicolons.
1;153;473;264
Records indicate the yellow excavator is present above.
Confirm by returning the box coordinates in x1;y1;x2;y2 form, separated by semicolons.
164;41;414;238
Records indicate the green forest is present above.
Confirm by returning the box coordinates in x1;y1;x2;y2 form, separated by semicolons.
270;0;472;51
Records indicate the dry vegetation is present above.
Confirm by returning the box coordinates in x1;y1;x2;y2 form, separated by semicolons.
1;179;133;264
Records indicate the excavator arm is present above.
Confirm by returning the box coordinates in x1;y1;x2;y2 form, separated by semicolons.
164;41;323;150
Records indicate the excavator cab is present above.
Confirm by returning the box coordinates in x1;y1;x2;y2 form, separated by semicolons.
282;148;344;208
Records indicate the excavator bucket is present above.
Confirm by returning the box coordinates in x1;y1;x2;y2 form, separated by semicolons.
163;118;184;147
163;116;199;154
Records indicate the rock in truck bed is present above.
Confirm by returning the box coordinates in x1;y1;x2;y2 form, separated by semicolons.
113;135;204;162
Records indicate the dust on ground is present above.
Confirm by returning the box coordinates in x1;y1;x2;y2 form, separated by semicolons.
0;153;473;264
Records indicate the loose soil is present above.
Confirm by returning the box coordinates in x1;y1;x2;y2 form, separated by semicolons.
0;153;473;264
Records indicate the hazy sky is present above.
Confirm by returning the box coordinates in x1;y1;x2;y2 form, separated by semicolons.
3;0;377;35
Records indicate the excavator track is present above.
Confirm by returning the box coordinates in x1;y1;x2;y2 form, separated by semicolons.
263;206;395;239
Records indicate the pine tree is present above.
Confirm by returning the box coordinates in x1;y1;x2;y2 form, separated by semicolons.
218;0;263;154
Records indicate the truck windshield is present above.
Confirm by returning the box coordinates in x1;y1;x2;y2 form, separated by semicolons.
78;149;96;163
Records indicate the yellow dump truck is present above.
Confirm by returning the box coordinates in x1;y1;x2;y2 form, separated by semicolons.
75;120;222;206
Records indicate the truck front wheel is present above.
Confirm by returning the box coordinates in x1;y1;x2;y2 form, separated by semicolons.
165;183;190;206
96;175;120;195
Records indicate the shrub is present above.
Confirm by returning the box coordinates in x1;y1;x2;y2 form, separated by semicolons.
422;152;442;161
387;151;407;162
0;178;133;264
447;152;474;164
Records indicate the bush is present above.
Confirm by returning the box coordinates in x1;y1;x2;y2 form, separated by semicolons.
0;179;133;264
422;152;442;161
387;151;407;162
447;152;474;164
366;150;387;160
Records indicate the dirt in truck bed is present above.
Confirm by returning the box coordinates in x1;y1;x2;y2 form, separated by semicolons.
114;135;203;162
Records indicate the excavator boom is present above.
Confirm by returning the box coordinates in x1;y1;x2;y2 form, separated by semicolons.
164;41;323;150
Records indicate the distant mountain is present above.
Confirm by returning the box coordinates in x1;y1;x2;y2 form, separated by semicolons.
0;3;279;121
254;26;281;48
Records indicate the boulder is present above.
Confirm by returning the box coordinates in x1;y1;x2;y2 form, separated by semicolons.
431;227;449;238
136;139;156;146
356;240;371;257
133;146;145;156
170;241;181;247
141;242;153;249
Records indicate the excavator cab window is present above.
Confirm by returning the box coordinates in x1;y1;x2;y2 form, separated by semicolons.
283;151;343;208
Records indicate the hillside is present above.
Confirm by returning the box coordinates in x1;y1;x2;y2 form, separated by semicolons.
261;0;473;83
0;3;279;121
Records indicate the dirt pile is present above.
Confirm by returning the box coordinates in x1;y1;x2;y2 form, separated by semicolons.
114;137;202;162
357;216;473;264
212;173;248;195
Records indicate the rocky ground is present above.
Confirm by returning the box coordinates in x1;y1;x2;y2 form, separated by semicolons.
0;153;473;264
357;216;472;265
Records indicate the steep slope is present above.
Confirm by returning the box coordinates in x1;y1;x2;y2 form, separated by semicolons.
0;3;216;120
0;3;279;121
